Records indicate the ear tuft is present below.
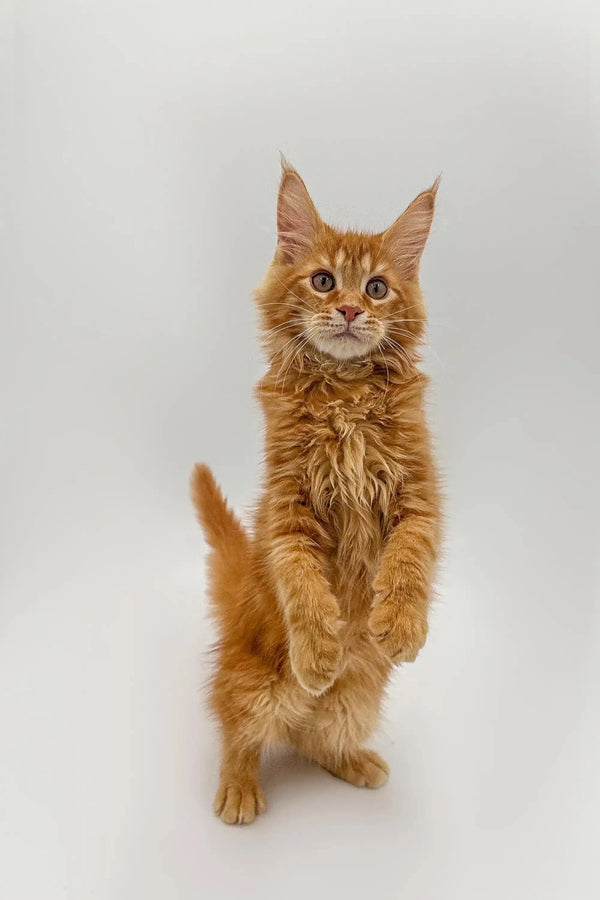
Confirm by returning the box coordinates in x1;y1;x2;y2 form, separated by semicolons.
279;151;294;174
382;181;439;280
276;161;321;265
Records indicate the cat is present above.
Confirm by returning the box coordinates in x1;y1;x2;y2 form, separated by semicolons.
191;159;442;825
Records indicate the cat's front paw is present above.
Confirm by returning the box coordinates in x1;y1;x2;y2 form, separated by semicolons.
368;592;428;664
289;620;343;696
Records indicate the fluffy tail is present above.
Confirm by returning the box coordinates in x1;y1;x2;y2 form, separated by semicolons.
190;464;250;627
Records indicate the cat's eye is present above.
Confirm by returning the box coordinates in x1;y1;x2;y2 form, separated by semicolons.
311;271;335;292
365;278;388;300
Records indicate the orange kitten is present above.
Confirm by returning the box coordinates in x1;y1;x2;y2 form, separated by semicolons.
191;159;442;825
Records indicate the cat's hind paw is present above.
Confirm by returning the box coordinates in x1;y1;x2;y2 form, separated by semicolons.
322;748;390;789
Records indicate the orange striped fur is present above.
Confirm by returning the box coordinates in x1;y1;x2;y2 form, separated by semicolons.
192;161;442;824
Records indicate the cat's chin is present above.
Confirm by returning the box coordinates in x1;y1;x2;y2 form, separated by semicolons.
311;333;376;362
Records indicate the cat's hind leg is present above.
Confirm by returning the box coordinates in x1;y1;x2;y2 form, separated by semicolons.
210;649;284;824
291;659;390;789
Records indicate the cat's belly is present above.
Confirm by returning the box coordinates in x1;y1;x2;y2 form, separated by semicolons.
315;485;391;612
273;624;390;745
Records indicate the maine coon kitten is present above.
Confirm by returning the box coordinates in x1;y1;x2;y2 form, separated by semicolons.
192;160;442;825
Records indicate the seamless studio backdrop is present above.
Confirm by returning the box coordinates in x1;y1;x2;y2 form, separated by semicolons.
1;2;599;899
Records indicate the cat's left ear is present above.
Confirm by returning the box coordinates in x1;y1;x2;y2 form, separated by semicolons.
276;157;322;264
382;177;440;280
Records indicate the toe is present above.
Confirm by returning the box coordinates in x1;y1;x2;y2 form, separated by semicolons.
213;782;227;816
214;782;266;825
340;750;389;789
255;786;267;815
361;750;390;788
219;785;242;824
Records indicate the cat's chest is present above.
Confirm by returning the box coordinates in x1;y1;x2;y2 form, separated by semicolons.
302;396;400;514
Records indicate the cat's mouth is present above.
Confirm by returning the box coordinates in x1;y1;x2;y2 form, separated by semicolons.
331;330;362;342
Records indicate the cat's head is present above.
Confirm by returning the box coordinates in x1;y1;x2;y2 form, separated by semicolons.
255;159;438;368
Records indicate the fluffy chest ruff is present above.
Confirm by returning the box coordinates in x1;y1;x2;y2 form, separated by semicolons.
262;375;414;605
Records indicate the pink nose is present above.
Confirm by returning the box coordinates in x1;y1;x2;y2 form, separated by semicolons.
337;305;363;323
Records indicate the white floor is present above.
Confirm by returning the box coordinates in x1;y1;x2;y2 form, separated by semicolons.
1;508;598;900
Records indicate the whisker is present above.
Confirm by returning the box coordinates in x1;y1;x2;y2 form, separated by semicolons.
273;340;303;390
383;317;427;324
387;329;420;341
277;332;312;393
273;326;310;376
399;303;425;314
378;346;390;397
381;336;423;386
259;299;308;309
272;276;313;310
272;330;306;364
262;317;303;337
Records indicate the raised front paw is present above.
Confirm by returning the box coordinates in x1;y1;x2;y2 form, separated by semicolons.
289;620;343;696
368;595;428;663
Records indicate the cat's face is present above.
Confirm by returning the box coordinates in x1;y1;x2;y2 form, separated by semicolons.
256;161;438;366
263;237;418;363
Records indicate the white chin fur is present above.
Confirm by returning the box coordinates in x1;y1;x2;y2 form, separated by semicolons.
311;334;375;361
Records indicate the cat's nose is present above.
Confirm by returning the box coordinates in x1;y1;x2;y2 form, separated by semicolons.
336;305;363;323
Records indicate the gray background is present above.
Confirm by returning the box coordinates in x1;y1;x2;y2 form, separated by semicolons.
1;1;599;898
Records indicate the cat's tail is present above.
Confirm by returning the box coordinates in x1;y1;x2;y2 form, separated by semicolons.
190;464;250;625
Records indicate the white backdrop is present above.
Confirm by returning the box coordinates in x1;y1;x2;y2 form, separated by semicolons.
1;2;599;898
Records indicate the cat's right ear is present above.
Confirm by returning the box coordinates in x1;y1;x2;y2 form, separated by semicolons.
276;158;321;264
